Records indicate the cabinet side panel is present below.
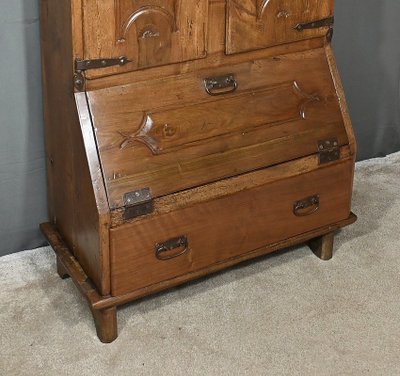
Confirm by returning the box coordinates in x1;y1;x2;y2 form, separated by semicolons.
39;0;110;295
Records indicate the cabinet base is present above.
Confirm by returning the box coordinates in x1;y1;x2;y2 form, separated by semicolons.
40;213;357;343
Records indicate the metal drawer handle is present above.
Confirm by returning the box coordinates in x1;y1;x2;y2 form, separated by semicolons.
293;195;320;217
204;74;238;96
155;235;189;261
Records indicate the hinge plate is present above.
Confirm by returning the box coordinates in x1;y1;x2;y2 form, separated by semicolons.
294;16;334;32
75;56;130;71
123;188;154;220
318;138;340;165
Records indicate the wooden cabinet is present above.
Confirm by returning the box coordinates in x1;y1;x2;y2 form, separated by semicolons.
40;0;356;343
82;0;209;77
226;0;334;54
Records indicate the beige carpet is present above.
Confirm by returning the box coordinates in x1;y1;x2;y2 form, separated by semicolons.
1;152;399;376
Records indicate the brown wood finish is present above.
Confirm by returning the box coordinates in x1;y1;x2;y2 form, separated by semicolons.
91;307;118;344
56;256;70;280
308;232;335;260
41;213;357;339
40;0;111;295
86;47;348;208
226;0;334;54
110;158;353;296
110;145;353;226
40;0;357;342
81;0;209;78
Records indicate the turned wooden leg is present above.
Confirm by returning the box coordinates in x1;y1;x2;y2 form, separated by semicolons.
56;256;70;279
91;307;118;343
308;232;334;261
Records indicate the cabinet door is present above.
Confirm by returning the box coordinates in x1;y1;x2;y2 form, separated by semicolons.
226;0;334;54
81;0;208;78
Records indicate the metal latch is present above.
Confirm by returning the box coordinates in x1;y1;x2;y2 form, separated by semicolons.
294;16;334;32
123;188;154;220
75;56;131;71
318;138;340;165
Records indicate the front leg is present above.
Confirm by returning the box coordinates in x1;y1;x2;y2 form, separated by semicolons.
90;306;118;343
308;232;334;260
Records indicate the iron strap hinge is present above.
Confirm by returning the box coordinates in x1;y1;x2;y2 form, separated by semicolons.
294;16;334;32
73;56;130;91
294;16;334;42
75;56;131;72
318;138;340;165
123;188;154;220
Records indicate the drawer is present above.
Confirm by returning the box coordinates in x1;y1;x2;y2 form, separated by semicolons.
226;0;334;54
110;158;354;296
85;47;349;209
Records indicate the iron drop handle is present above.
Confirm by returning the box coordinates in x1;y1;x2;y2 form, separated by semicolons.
204;74;238;96
293;195;320;217
155;235;189;261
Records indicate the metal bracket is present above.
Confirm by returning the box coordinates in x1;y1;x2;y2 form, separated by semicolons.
73;71;85;91
294;16;334;32
75;56;131;71
123;188;154;220
318;138;340;165
73;56;131;91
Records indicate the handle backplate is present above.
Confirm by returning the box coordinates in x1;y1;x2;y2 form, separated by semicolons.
204;74;238;96
155;235;189;261
293;195;320;217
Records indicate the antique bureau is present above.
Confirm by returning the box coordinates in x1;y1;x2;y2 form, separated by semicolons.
40;0;357;342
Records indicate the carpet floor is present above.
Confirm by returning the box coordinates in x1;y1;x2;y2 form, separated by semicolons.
1;152;399;376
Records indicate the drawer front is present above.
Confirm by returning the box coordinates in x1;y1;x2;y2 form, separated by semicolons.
87;47;348;209
81;0;208;78
226;0;334;54
110;159;354;296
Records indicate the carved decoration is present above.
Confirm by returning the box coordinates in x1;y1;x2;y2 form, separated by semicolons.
119;114;160;154
115;2;176;43
292;81;320;119
118;81;321;155
257;0;292;22
257;0;272;21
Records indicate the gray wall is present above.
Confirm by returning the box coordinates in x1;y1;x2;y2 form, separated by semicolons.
0;0;399;257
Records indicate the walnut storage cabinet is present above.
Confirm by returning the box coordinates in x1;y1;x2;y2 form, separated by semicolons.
40;0;357;343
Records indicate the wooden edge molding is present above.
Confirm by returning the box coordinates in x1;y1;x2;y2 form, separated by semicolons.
40;222;106;309
324;44;357;157
40;213;357;311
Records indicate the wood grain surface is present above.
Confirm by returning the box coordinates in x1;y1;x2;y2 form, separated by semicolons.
227;0;334;54
110;158;354;296
87;47;348;208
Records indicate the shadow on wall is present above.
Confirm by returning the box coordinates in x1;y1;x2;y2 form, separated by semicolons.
0;1;48;256
334;0;400;160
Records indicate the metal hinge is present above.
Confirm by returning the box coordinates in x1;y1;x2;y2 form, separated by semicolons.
123;188;154;220
318;138;340;165
75;56;131;71
294;16;334;42
73;56;131;91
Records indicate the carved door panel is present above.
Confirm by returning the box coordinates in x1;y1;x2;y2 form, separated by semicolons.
81;0;209;78
226;0;334;54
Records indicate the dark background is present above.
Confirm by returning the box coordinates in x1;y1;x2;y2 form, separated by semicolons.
0;0;399;257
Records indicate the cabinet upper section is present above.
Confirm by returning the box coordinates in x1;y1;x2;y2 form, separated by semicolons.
226;0;334;54
81;0;209;78
75;0;334;78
